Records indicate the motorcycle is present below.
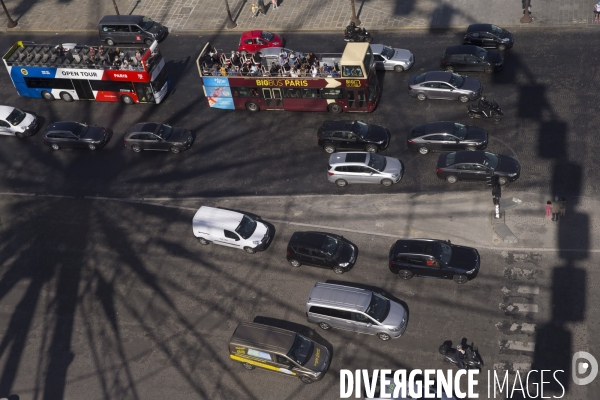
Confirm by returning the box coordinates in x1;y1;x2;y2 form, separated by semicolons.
439;342;482;370
467;98;503;122
344;27;373;43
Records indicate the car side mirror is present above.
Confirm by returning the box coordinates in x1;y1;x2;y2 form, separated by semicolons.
367;323;372;327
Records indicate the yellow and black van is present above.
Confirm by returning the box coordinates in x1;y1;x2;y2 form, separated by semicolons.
229;322;330;384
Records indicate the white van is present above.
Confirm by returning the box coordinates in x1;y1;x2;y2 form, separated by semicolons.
192;206;271;254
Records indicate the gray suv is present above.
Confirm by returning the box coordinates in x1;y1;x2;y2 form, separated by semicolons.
328;152;403;187
306;282;408;341
98;15;168;46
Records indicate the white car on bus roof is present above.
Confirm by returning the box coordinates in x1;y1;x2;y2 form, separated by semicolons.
0;105;38;138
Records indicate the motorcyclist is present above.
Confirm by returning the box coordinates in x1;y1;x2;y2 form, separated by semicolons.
345;21;362;37
454;344;467;369
478;96;492;109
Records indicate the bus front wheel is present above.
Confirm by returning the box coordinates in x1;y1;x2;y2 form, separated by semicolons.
328;103;343;114
41;91;54;101
121;95;134;105
246;102;259;112
60;92;73;102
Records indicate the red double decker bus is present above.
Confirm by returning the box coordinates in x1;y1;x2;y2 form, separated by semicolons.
196;42;379;113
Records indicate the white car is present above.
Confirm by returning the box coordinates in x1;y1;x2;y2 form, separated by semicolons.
371;44;414;72
0;106;38;138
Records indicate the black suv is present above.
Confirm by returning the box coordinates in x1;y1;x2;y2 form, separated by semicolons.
317;120;390;154
463;24;514;51
286;231;357;274
389;239;480;284
440;45;503;74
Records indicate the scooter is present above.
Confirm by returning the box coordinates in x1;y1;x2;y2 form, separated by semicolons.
343;27;373;43
439;343;482;370
467;98;503;122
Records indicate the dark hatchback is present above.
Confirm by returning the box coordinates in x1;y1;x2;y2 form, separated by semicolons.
436;150;520;185
43;121;109;150
124;123;193;153
440;45;503;74
463;24;514;51
286;231;357;275
317;120;390;154
389;239;480;284
407;122;487;155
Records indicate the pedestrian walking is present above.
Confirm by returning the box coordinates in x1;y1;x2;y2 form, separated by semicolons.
251;3;259;17
258;0;266;15
560;197;566;217
551;196;560;222
595;2;600;23
545;200;552;218
272;0;278;9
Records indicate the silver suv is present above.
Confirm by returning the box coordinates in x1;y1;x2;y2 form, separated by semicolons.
327;152;403;187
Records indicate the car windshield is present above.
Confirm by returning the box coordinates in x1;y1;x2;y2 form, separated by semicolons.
445;152;455;166
483;152;499;169
491;25;503;37
381;46;394;59
321;235;340;257
475;48;487;60
453;123;467;139
139;17;154;31
260;31;274;41
449;73;464;88
365;292;390;323
155;124;173;139
235;215;258;239
437;242;453;265
6;108;26;126
368;153;386;172
352;121;370;138
286;334;313;366
73;123;89;138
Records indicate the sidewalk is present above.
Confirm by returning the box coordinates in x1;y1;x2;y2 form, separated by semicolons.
1;0;597;34
122;190;596;251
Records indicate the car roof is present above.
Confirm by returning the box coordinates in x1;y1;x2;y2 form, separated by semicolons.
308;282;372;312
241;30;263;39
46;121;80;131
425;121;454;134
424;71;451;82
445;45;482;55
230;322;296;353
453;151;486;164
392;239;440;256
467;23;495;33
99;15;144;24
329;152;368;165
0;105;16;119
289;231;337;247
321;120;355;130
192;206;244;231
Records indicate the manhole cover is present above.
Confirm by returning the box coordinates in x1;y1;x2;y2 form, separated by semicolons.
181;7;192;14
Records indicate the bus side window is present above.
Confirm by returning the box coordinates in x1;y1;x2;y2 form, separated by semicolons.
302;89;320;98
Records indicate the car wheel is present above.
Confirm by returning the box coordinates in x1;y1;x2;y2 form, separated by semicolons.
459;95;469;103
466;146;476;151
243;247;256;254
446;175;458;184
318;322;331;330
106;38;116;46
328;103;343;113
498;177;508;186
498;44;507;51
300;376;313;384
333;266;344;275
365;144;378;153
121;95;134;105
399;270;414;280
484;67;494;74
132;144;142;153
242;362;255;370
445;66;454;72
394;65;404;73
41;90;54;100
453;274;468;284
377;333;391;341
145;38;154;47
170;146;181;154
198;237;210;245
51;143;60;150
493;114;502;122
15;132;24;139
60;92;73;102
381;179;393;187
289;259;301;267
246;101;259;112
416;93;427;101
418;147;429;155
88;143;97;150
324;144;336;154
335;179;348;187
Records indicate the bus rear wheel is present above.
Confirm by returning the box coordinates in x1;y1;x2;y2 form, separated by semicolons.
328;103;343;114
41;91;54;101
246;102;259;112
60;92;73;102
121;95;134;105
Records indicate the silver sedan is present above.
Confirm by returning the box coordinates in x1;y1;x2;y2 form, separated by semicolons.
408;71;482;102
371;44;414;72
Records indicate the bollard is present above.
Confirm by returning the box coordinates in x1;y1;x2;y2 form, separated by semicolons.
495;204;501;219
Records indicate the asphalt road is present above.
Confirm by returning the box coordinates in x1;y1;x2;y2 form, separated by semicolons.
0;29;597;199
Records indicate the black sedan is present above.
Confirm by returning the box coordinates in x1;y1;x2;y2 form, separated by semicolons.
436;150;520;185
463;24;514;51
124;123;193;153
317;120;390;153
43;122;109;150
389;239;480;284
407;122;487;155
